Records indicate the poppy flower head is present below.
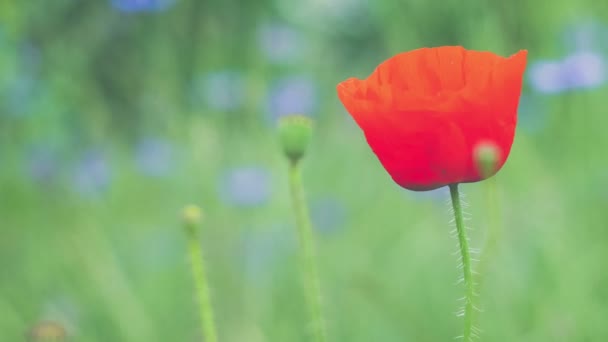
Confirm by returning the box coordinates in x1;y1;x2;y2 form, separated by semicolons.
337;46;527;191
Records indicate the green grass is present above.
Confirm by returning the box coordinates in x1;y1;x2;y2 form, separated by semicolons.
3;108;608;341
2;0;608;341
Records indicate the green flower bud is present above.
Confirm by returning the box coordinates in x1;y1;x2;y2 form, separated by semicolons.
278;114;313;164
474;141;501;178
182;204;203;234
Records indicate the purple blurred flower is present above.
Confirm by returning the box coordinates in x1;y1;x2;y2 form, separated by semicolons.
135;138;173;177
257;23;305;64
72;150;111;197
110;0;175;13
25;146;59;185
192;71;245;112
219;166;271;207
266;76;317;122
528;51;606;94
310;197;347;234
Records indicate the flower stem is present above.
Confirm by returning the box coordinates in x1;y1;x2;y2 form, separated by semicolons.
288;161;327;342
449;183;475;341
186;225;218;342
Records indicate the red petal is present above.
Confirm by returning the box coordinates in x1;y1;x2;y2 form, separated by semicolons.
336;47;527;190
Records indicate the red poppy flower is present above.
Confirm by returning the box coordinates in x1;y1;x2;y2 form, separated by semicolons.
337;46;527;191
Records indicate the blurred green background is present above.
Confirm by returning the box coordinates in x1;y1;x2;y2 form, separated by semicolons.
2;0;608;341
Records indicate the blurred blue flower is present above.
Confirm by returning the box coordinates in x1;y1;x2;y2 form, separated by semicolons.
25;146;60;185
561;51;606;89
219;166;271;207
72;150;111;197
134;138;173;177
192;71;245;112
528;52;606;94
266;76;317;122
310;197;347;234
110;0;175;13
562;21;608;52
528;60;567;94
257;23;305;64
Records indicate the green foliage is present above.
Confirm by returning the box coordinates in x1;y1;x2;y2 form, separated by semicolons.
1;0;608;341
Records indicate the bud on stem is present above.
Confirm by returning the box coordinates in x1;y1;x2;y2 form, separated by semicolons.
180;205;218;342
278;114;313;164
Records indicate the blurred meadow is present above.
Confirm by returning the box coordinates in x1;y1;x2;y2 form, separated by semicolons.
2;0;608;341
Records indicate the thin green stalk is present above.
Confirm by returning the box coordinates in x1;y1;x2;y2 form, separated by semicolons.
186;224;218;342
288;161;327;342
449;184;476;341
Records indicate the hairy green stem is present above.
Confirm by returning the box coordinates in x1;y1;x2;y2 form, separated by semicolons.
186;227;218;342
288;161;327;342
449;183;475;341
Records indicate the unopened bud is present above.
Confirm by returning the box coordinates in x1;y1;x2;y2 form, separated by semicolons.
182;205;202;234
278;114;313;164
474;141;501;178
